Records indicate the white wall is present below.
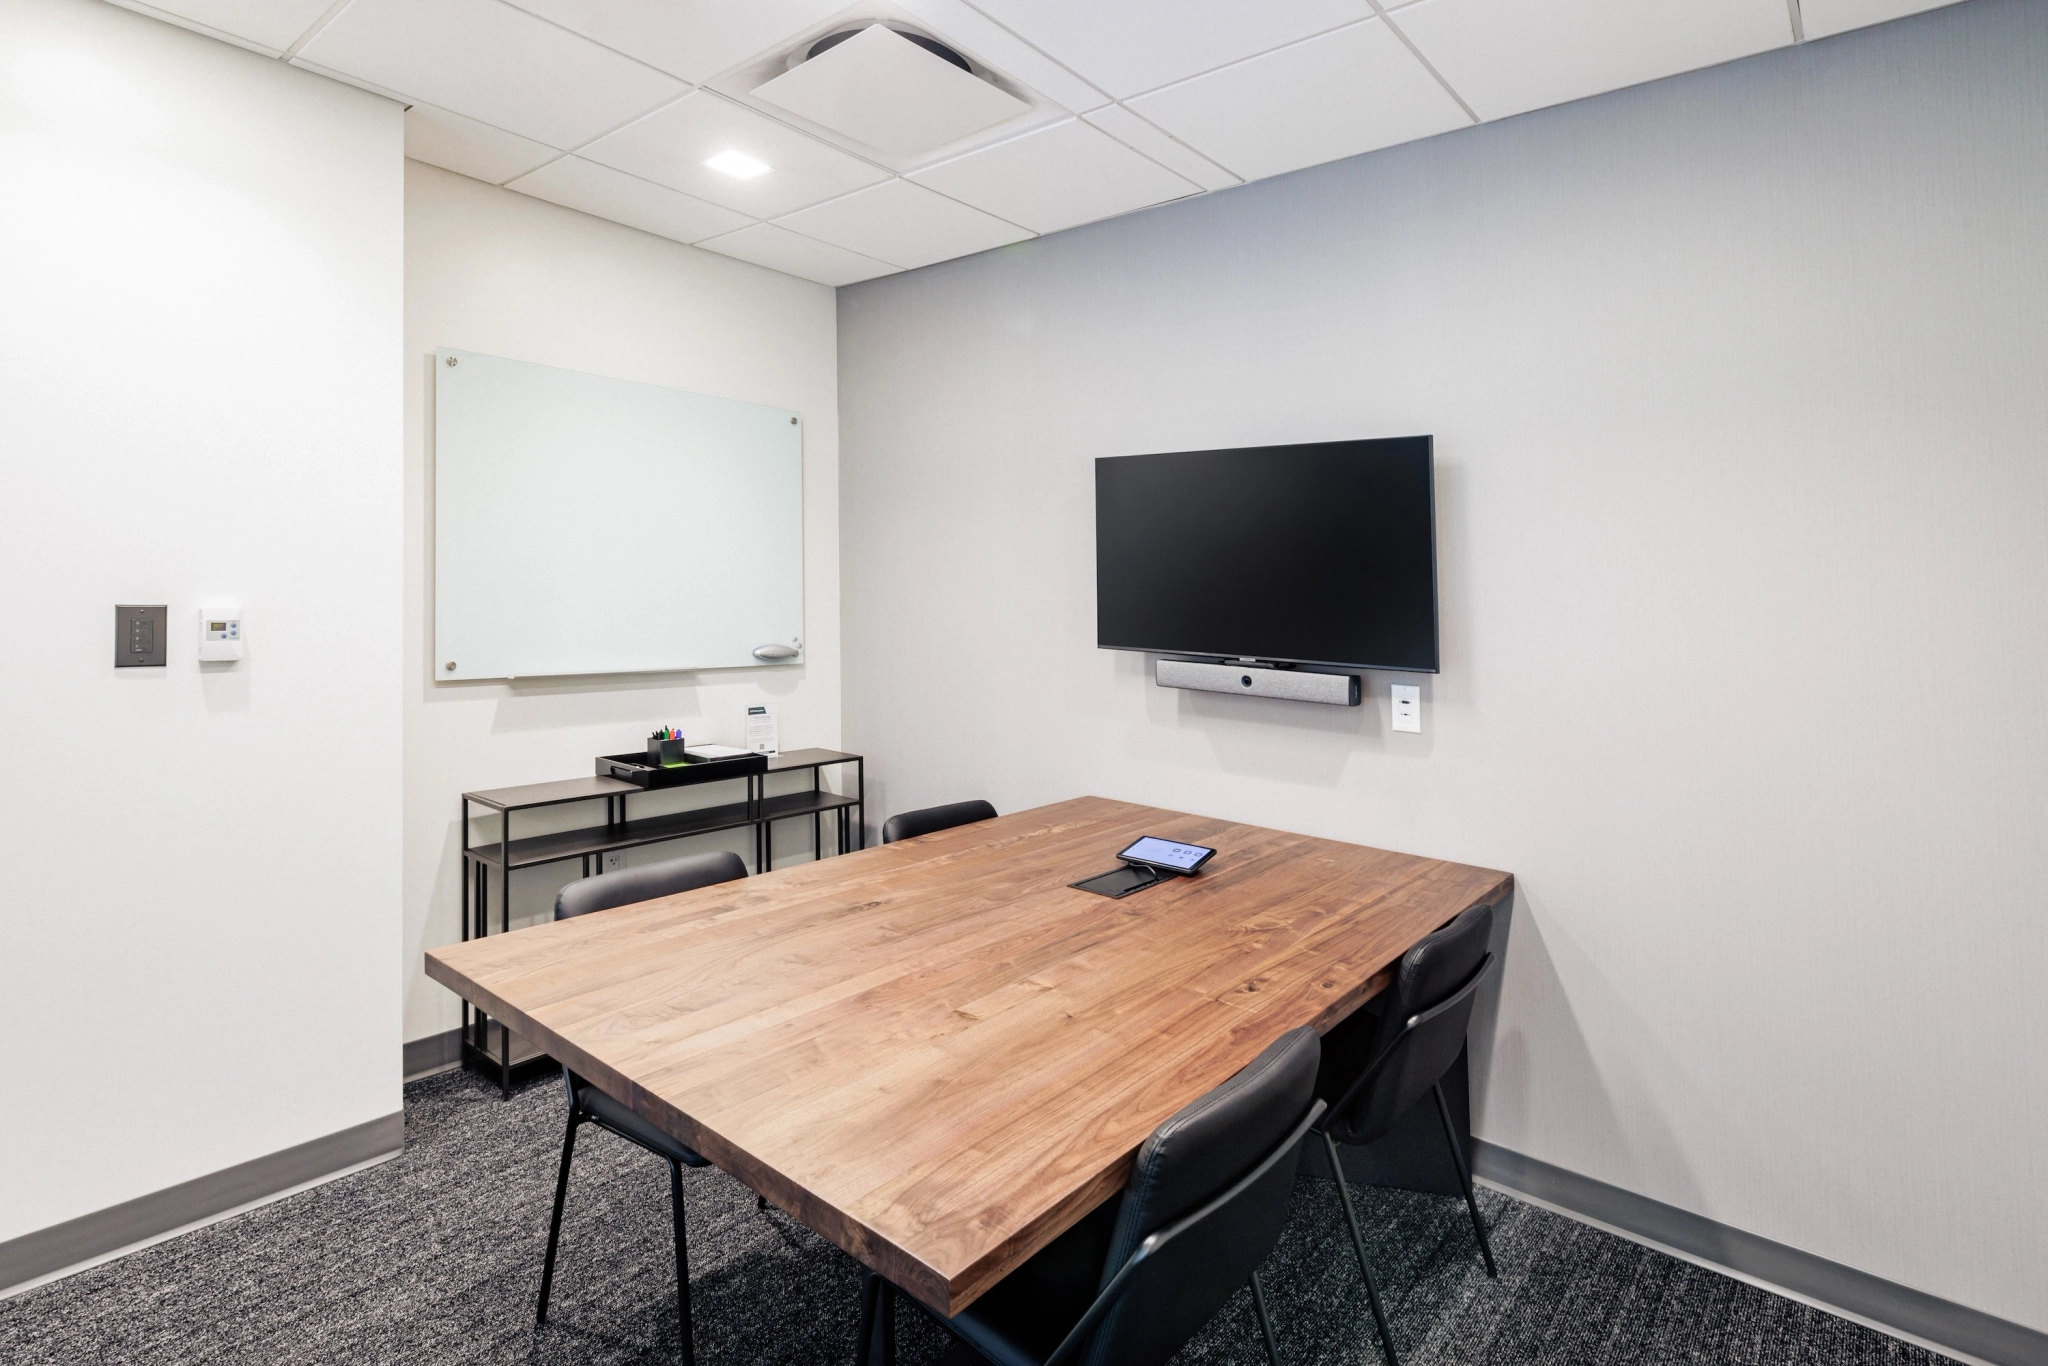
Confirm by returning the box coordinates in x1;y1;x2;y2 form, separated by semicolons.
837;0;2048;1335
403;162;842;1047
0;0;403;1241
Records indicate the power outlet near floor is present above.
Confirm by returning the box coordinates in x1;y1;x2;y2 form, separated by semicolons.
601;851;625;874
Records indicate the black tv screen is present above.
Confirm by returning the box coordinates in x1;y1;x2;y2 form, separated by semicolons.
1095;437;1437;672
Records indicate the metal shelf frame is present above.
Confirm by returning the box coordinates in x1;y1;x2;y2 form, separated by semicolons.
457;749;864;1095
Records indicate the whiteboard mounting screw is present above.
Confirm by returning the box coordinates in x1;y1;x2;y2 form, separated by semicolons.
446;356;458;366
789;416;797;424
445;661;456;671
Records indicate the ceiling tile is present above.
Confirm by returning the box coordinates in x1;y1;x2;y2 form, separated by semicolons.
505;156;754;243
288;55;412;104
892;0;1111;111
1391;0;1793;124
1127;19;1470;183
114;0;335;53
1082;105;1242;191
775;180;1032;270
500;0;850;82
969;0;1374;99
294;0;686;149
1800;0;1969;40
697;223;904;286
405;103;559;185
753;25;1031;158
97;0;283;57
910;119;1199;234
579;91;891;218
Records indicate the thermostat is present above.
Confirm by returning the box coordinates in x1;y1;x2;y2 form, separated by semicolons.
199;607;244;662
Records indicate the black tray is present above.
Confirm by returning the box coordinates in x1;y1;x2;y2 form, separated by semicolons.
596;750;767;789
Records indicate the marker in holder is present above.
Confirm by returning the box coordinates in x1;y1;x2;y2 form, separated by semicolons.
648;726;687;768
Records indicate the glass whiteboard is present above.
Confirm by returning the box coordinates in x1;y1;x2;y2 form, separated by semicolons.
434;348;803;680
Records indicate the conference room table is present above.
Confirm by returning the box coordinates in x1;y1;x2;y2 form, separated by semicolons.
424;795;1512;1318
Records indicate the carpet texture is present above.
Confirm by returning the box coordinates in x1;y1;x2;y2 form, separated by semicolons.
0;1068;1945;1365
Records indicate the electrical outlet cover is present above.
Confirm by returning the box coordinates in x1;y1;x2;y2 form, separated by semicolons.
1391;683;1422;734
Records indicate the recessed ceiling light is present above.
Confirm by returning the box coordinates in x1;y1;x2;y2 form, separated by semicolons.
705;150;771;180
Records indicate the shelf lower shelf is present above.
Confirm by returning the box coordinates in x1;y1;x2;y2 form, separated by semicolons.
466;789;860;870
759;790;859;823
469;797;758;870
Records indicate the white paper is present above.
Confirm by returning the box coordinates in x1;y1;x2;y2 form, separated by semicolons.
745;705;779;756
690;743;748;758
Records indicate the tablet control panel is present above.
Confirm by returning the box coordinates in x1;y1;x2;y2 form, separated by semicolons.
1119;836;1215;874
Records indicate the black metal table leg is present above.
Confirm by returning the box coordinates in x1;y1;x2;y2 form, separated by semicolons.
855;1270;880;1366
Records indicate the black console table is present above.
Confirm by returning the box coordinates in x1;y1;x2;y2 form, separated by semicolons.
456;748;863;1094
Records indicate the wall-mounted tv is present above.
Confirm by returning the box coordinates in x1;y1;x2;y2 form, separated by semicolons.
1095;437;1438;673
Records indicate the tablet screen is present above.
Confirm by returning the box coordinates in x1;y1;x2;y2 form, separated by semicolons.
1118;836;1215;873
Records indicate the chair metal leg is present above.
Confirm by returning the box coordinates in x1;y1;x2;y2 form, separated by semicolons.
670;1160;696;1366
1250;1271;1282;1366
1324;1129;1400;1366
536;1112;580;1325
1431;1081;1498;1278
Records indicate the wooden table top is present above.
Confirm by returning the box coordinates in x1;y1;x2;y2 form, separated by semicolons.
425;796;1511;1315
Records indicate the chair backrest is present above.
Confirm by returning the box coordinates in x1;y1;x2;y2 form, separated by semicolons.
1067;1027;1322;1366
880;799;996;845
553;850;747;920
1326;901;1495;1146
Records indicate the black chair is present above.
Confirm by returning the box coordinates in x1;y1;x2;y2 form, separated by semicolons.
861;1027;1326;1366
1314;902;1499;1366
880;799;996;844
536;850;749;1365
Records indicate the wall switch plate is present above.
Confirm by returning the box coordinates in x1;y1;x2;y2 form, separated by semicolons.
198;606;244;662
601;852;625;875
1391;683;1422;733
116;604;167;667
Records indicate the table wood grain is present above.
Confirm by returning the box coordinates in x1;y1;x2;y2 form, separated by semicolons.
425;796;1511;1315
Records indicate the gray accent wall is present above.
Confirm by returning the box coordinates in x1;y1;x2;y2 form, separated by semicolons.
838;0;2048;1346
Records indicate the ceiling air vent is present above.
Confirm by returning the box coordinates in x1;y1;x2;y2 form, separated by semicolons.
752;24;1028;159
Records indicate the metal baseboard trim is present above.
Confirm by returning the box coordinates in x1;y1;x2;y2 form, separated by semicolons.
0;1111;403;1297
1471;1139;2045;1366
403;1026;463;1080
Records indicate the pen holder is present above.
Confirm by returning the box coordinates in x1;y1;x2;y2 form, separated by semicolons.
648;735;689;768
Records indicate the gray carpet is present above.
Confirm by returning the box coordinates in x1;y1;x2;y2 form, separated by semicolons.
0;1068;1945;1366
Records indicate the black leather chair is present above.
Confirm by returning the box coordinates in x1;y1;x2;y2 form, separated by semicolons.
1314;902;1499;1366
861;1027;1326;1366
880;799;996;844
536;850;749;1365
